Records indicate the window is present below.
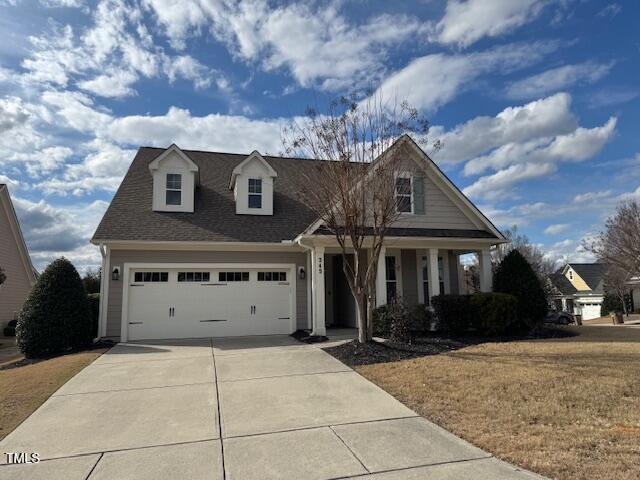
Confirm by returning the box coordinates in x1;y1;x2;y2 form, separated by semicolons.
257;271;287;281
568;270;573;280
421;256;445;303
166;173;182;205
218;272;250;282
178;272;210;282
385;256;398;302
134;272;168;282
248;178;262;209
395;177;412;213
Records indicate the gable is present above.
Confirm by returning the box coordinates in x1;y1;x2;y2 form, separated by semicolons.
390;141;490;232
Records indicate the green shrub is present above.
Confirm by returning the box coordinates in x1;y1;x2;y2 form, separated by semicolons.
3;319;17;337
17;257;93;358
408;304;432;335
372;304;392;337
431;294;475;334
387;302;412;343
87;293;100;339
493;250;547;332
471;293;518;335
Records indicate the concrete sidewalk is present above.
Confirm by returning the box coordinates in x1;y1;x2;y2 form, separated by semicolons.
0;336;545;479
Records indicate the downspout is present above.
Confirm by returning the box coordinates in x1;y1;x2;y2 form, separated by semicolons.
296;237;317;335
96;244;107;342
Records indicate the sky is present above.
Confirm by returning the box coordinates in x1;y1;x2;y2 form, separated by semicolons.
0;0;638;273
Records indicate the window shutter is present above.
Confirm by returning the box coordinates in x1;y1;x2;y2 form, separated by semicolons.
413;176;424;214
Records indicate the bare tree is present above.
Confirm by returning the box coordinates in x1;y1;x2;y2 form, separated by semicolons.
0;266;5;286
282;91;436;343
603;264;630;316
588;200;640;277
493;225;557;277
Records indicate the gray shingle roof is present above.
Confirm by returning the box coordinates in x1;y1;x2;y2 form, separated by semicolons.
549;272;578;295
92;147;498;244
570;263;606;294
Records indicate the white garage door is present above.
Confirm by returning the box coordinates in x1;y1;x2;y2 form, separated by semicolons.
580;303;601;321
126;267;294;341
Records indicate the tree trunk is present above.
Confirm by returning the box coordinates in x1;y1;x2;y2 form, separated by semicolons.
355;293;368;343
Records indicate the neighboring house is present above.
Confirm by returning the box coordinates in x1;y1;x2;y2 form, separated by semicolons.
0;184;37;330
91;136;506;342
549;263;605;320
627;276;640;312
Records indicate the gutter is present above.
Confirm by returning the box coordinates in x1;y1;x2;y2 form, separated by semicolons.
96;244;107;342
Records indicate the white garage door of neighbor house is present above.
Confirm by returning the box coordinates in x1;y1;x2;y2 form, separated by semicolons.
126;267;294;341
580;304;601;321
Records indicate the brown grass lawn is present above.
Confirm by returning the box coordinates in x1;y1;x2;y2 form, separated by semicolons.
357;326;640;480
0;349;106;441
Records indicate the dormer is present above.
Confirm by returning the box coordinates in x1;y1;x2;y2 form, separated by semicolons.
149;144;199;213
229;151;277;215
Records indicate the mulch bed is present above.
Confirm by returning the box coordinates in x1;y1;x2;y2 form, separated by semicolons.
323;327;575;367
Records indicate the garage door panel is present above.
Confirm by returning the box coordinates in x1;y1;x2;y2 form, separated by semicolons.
127;267;293;340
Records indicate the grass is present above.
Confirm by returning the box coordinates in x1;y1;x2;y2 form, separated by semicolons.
0;348;107;441
355;326;640;480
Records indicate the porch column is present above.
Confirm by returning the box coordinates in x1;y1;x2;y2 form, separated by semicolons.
311;246;326;336
478;248;492;292
375;246;387;306
428;248;441;300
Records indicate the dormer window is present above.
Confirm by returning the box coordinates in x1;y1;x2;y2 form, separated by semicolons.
395;176;412;213
248;178;262;209
166;174;182;206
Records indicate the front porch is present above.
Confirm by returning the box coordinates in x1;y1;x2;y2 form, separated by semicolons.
307;242;494;336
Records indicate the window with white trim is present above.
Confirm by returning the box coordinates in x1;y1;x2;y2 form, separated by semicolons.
134;272;169;282
219;272;250;282
385;256;398;302
178;272;210;282
166;174;182;205
257;271;287;281
421;256;445;303
395;176;412;213
248;178;262;209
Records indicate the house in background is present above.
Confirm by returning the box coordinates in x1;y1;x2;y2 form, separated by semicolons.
549;263;605;320
627;276;640;312
0;184;37;331
92;136;506;342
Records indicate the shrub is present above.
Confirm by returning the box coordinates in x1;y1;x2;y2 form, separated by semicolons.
17;257;93;358
87;293;100;339
3;319;17;337
387;302;412;343
408;304;432;335
431;294;475;334
372;304;392;337
493;250;547;332
471;293;518;335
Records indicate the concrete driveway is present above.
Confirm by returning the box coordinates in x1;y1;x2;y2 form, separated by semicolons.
0;336;544;479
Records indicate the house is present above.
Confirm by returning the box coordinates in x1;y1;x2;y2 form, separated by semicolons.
549;263;605;320
627;276;640;312
0;184;37;330
91;136;506;342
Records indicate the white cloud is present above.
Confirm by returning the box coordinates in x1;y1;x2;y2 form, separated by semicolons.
597;3;622;18
588;86;638;109
162;55;213;90
544;238;596;264
505;62;614;99
463;116;617;175
544;223;570;235
78;70;138;98
144;0;424;91
572;190;612;203
12;196;108;271
373;42;557;112
463;162;557;200
40;0;84;7
432;93;576;164
434;0;549;48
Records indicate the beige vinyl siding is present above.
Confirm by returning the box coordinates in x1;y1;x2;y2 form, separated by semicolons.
106;249;308;339
565;268;590;292
391;157;478;230
0;200;33;328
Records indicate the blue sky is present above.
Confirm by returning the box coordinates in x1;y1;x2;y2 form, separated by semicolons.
0;0;638;272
